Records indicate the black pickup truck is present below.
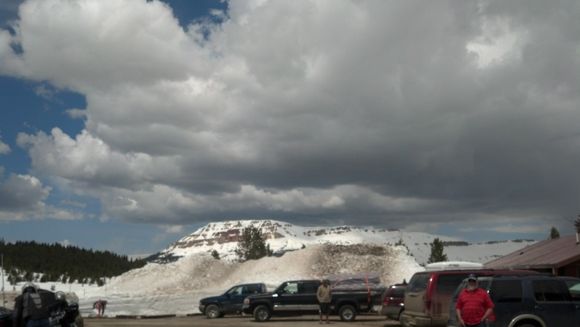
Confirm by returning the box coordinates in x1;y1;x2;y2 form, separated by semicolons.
242;279;384;322
199;283;267;318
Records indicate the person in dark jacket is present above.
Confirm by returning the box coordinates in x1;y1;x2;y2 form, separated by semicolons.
12;283;50;327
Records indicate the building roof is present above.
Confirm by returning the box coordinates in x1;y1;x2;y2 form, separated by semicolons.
485;235;580;270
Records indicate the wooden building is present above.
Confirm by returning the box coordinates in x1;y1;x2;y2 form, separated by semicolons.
485;234;580;277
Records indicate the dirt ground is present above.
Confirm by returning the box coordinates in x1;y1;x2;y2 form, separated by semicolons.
85;315;401;327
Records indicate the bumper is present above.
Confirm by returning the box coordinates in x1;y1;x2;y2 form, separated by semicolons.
198;304;205;314
400;313;431;327
242;304;252;315
381;306;400;318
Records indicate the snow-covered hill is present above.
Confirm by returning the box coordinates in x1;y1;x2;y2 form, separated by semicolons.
88;243;423;316
2;219;536;317
159;219;535;265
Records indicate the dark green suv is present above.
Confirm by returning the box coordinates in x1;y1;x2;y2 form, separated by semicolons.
199;283;267;319
448;275;580;327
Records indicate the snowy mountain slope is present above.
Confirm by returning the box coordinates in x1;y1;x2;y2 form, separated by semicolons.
159;219;535;265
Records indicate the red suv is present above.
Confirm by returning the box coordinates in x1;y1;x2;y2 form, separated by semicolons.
380;283;407;320
400;269;538;327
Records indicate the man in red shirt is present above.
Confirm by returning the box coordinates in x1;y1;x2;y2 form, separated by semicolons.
456;274;494;327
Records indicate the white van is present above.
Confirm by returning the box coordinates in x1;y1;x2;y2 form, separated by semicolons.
424;261;483;272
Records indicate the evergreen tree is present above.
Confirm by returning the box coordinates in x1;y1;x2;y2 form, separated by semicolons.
427;238;448;263
0;240;146;284
235;226;272;261
550;226;560;239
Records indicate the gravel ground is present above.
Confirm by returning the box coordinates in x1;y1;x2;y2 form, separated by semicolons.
85;314;401;327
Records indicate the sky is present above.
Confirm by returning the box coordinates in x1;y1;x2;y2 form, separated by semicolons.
0;0;579;255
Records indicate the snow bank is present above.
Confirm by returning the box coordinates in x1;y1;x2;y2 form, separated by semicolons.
76;244;422;316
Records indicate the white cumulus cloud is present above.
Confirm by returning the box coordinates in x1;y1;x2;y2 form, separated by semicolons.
1;0;579;229
0;138;10;154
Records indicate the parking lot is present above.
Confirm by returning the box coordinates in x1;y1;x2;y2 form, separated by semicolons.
85;315;401;327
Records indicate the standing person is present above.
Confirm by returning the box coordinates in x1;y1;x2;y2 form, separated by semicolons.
456;274;494;327
93;299;103;317
100;300;107;317
12;282;50;327
316;279;332;324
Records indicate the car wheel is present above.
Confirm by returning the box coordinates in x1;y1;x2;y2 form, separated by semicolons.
516;324;538;327
253;305;271;322
205;304;221;319
339;304;357;322
75;315;85;327
397;309;404;321
399;315;410;327
254;305;272;322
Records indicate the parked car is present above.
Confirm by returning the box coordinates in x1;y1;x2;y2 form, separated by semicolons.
380;283;406;320
448;275;580;327
400;269;538;327
0;307;12;327
199;283;267;319
242;279;384;322
1;289;83;327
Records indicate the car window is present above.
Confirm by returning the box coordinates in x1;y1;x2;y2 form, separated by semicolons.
564;280;580;301
452;280;468;301
437;274;470;294
533;280;571;302
452;278;492;301
227;286;244;296
299;282;319;294
408;273;430;292
244;284;262;294
282;282;299;294
390;287;405;297
490;280;523;303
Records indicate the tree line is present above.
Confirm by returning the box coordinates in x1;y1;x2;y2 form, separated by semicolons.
0;239;146;286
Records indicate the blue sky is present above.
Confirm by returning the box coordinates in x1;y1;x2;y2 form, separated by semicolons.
0;0;224;254
1;0;578;255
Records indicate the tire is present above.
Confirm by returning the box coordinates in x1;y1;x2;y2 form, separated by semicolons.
253;305;271;322
205;304;221;319
338;304;357;322
516;324;538;327
399;314;410;327
397;309;404;321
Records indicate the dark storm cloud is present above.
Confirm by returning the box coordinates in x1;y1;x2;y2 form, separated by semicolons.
1;0;580;230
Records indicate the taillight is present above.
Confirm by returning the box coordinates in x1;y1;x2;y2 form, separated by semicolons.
383;296;391;305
